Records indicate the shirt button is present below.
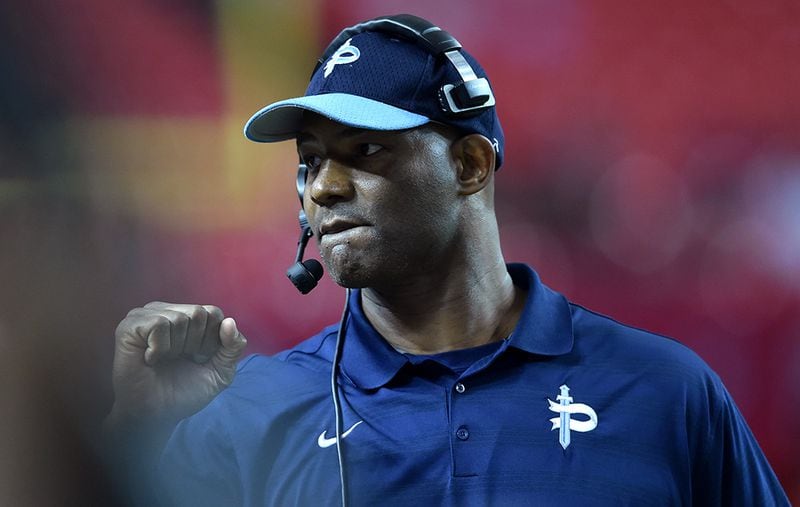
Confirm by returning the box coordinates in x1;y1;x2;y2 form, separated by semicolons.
456;426;470;441
455;382;466;394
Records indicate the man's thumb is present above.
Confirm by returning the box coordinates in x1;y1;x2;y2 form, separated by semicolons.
219;317;247;354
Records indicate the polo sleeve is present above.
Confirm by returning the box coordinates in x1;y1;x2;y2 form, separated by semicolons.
156;405;243;507
690;374;789;506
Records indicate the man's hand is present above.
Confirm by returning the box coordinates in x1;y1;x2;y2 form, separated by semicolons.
107;302;248;428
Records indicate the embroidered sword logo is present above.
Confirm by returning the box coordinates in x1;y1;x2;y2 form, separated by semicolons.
324;38;361;78
547;384;598;449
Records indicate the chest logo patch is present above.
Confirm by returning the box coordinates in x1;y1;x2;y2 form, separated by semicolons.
317;420;364;449
324;38;361;78
547;384;598;449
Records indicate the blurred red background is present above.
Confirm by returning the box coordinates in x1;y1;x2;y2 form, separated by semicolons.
1;0;798;504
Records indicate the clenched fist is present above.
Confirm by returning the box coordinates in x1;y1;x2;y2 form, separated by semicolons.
108;302;248;427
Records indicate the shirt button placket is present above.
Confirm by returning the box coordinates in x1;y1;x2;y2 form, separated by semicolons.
451;379;477;476
453;383;468;443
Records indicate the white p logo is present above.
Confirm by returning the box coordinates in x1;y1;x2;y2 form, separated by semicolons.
324;38;361;78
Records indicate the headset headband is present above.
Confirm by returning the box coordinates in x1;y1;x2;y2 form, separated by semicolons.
314;14;462;73
313;14;495;116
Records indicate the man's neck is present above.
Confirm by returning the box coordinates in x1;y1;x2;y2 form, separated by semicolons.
360;258;526;355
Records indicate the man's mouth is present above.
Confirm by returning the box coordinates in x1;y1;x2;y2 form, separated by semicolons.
319;219;369;239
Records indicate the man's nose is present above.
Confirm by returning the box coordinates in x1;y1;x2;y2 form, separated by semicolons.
308;159;355;207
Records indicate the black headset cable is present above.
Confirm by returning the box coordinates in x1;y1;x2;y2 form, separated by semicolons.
331;288;352;507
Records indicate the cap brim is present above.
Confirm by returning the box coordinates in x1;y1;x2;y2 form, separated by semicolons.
244;93;431;142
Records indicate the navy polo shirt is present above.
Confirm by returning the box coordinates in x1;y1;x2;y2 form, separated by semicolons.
159;264;788;506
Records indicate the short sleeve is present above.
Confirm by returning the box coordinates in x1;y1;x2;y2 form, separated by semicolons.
691;375;789;506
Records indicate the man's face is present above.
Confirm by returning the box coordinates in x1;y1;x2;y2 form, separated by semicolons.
296;114;463;290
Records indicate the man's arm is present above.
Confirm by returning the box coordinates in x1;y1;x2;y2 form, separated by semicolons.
102;302;248;504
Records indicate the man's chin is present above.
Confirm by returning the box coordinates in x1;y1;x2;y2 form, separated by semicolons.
328;271;372;289
322;254;373;289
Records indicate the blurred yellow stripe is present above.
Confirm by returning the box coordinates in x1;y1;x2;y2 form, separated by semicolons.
56;116;296;230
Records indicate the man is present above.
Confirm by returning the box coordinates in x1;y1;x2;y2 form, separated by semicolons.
106;15;789;506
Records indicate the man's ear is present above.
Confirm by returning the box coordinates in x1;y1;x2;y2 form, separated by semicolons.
452;134;496;195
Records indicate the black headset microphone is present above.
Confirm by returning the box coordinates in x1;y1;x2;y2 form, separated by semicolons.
287;163;324;295
286;217;323;294
283;14;495;507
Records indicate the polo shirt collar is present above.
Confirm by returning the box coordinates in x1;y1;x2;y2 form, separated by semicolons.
339;263;575;390
339;290;407;390
503;263;575;357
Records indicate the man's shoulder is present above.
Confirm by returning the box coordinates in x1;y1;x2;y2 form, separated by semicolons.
229;323;341;391
571;303;705;360
566;302;719;392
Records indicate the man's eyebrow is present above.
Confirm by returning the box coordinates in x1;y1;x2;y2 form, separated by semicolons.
296;132;315;145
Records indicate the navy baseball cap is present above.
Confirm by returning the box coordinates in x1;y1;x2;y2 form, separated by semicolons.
244;27;505;168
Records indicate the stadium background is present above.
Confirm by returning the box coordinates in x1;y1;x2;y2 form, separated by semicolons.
1;0;798;503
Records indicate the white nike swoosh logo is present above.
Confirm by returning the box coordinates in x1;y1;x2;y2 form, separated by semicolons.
317;420;364;448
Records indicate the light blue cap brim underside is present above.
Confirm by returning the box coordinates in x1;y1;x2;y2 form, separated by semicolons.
244;93;431;142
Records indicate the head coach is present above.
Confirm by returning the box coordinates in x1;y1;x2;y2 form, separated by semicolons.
105;14;789;506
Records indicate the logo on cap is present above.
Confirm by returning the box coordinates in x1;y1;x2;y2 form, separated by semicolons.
324;38;360;78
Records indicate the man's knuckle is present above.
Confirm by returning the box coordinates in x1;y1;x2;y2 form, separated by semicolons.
172;311;190;327
202;305;224;320
151;314;171;332
116;308;150;339
114;319;131;340
187;305;206;321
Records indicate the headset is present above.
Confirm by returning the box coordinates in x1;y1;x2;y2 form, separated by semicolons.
283;14;496;506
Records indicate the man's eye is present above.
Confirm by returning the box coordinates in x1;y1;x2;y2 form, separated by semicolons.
302;154;322;171
359;143;383;156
